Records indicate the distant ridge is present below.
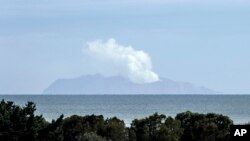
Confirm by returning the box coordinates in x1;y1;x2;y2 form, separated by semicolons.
43;74;219;94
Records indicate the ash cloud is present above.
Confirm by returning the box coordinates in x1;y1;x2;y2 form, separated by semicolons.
83;38;159;83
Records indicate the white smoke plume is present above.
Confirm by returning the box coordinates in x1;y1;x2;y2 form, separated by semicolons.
84;38;159;83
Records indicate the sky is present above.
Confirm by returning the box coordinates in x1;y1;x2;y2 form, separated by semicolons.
0;0;250;94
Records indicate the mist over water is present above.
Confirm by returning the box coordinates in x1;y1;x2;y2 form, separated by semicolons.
1;95;249;126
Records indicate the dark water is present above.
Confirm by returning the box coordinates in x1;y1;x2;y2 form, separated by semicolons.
0;95;249;126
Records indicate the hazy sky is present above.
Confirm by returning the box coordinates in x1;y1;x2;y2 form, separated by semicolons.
1;0;250;94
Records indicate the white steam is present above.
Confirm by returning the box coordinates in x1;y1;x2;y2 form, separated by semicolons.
84;38;159;83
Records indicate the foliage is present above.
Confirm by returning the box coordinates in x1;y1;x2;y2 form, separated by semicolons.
37;115;64;141
103;117;128;141
62;114;105;141
175;111;233;141
80;132;107;141
130;113;183;141
0;100;234;141
0;100;47;141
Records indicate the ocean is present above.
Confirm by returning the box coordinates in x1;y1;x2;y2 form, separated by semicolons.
0;95;249;126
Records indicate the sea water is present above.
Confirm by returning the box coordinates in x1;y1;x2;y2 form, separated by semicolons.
0;95;249;126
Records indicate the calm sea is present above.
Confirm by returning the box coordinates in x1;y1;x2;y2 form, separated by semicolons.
0;95;249;126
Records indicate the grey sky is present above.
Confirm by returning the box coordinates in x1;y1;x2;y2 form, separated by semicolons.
0;0;250;94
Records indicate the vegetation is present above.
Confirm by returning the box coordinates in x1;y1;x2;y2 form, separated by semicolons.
0;99;234;141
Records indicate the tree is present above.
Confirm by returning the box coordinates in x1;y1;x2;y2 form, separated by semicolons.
131;118;150;141
130;113;183;141
80;132;107;141
0;100;234;141
176;111;232;141
62;114;106;141
0;100;47;141
156;117;183;141
104;117;128;141
37;115;64;141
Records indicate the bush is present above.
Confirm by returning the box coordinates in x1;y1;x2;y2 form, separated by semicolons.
0;100;47;141
130;113;183;141
176;111;233;141
79;132;107;141
0;100;234;141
